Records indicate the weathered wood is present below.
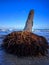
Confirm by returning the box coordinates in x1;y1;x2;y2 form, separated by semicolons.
2;10;49;57
24;10;34;32
3;31;48;56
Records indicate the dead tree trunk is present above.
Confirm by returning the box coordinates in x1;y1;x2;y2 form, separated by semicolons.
24;10;34;32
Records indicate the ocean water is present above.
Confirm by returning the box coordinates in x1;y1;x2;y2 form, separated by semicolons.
33;30;49;42
0;30;49;65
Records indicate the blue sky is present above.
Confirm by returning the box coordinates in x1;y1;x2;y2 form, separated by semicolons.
0;0;49;29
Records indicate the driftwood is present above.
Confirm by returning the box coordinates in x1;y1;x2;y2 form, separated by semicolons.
3;31;48;56
2;10;49;57
24;10;34;32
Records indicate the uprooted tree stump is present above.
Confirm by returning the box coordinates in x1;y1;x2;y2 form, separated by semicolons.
2;31;48;56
